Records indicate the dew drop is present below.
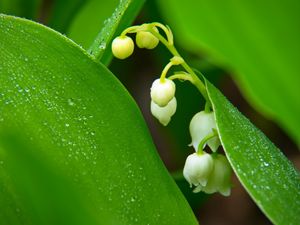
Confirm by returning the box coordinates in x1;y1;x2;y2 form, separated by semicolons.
99;43;106;50
67;98;75;106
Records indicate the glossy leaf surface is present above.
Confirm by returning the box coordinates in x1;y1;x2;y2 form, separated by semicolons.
206;80;300;225
0;15;197;225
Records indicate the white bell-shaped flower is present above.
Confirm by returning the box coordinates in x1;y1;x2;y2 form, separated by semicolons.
189;111;220;152
183;152;214;188
151;97;176;126
202;154;232;196
111;36;134;59
150;78;175;107
136;27;159;49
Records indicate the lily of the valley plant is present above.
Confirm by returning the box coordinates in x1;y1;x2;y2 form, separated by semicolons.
111;22;233;196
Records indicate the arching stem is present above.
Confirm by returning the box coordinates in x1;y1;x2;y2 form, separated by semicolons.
197;130;218;155
149;29;209;102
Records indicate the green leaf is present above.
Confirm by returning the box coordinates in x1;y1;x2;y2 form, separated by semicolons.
0;130;101;225
0;14;197;225
0;0;41;19
157;0;300;144
205;80;300;225
86;0;145;64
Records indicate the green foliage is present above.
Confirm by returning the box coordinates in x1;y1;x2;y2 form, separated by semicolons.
0;15;198;225
0;131;100;225
206;80;300;225
157;0;300;144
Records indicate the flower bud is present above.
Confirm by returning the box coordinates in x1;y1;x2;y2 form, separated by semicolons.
183;152;214;188
136;27;159;49
202;154;232;196
111;36;134;59
151;97;177;126
189;111;220;152
150;78;176;107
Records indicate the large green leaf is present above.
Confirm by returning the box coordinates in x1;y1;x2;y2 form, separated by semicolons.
0;130;101;225
157;0;300;144
0;14;198;225
205;80;300;225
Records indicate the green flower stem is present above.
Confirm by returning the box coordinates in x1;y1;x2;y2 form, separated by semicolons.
197;131;218;155
120;25;141;37
151;22;173;45
149;29;209;102
160;61;175;82
204;101;211;113
168;73;194;82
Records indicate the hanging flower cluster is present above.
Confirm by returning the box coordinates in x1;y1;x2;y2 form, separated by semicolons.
111;22;232;196
184;111;232;196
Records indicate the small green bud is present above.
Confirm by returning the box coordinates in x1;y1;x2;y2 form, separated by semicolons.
150;78;176;107
136;27;159;49
151;97;177;126
202;154;232;196
183;152;214;188
111;36;134;59
189;111;220;152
